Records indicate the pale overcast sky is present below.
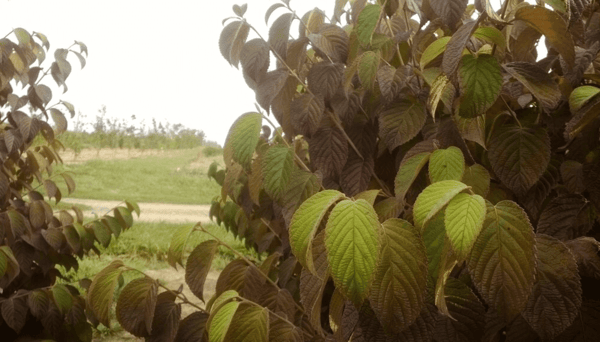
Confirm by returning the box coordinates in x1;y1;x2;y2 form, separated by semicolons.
5;0;513;146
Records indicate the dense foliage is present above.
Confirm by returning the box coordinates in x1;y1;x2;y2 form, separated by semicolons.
0;29;138;340
59;110;208;153
91;0;600;341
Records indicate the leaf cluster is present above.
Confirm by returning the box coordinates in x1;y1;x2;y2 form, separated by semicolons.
0;28;139;341
96;0;600;341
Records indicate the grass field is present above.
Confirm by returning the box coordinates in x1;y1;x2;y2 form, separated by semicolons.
41;147;248;340
59;221;250;284
50;147;223;204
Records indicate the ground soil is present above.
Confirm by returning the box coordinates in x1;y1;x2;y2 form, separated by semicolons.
61;198;212;223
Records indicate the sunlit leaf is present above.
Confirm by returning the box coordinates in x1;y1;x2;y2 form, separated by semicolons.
569;85;600;113
226;303;268;342
289;190;344;273
429;146;465;183
325;199;380;307
444;193;486;261
413;180;469;229
395;152;431;202
261;145;294;201
223;112;262;169
358;50;380;90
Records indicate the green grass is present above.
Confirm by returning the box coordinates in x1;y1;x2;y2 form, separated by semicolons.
49;148;223;204
50;200;92;211
58;221;252;286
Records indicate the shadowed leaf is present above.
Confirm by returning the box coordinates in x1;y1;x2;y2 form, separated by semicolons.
369;218;428;333
488;124;550;195
186;240;219;302
116;277;158;337
468;200;536;322
379;96;427;151
522;234;582;340
503;62;561;111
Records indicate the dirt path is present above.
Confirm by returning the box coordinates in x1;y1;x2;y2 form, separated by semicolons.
61;198;212;223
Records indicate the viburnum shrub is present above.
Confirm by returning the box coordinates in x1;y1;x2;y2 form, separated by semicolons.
91;0;600;341
0;29;139;341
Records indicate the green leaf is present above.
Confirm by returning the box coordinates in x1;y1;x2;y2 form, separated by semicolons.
114;207;133;228
472;26;506;51
51;284;73;314
289;190;345;273
87;260;124;327
226;303;268;342
488;124;550;195
125;200;140;217
379;96;427;151
116;277;158;337
88;221;111;248
167;224;196;268
522;234;582;340
369;218;428;333
325;199;380;307
223;112;262;169
569;85;600;113
503;62;561;110
467;200;536;322
358;50;380;90
261;145;294;201
186;240;219;302
356;4;381;46
444;193;486;261
514;5;575;68
413;180;469;229
354;189;380;206
461;163;490;197
423;211;446;292
429;146;465;183
458;54;502;118
420;36;451;69
208;300;240;342
395;152;431;202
